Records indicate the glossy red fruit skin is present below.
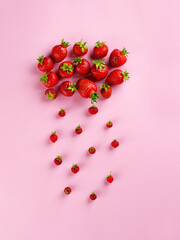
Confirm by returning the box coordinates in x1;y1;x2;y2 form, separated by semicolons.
88;106;98;115
75;128;82;135
89;194;97;200
109;49;127;67
60;81;74;97
75;59;90;75
88;147;96;154
94;44;108;58
38;57;54;72
73;44;88;56
45;88;57;100
77;78;97;98
58;109;66;117
58;61;74;78
101;88;112;99
107;69;124;85
71;166;79;174
91;64;108;81
51;45;67;63
54;157;62;165
64;187;71;195
111;140;119;148
50;134;58;143
41;72;59;88
107;176;114;183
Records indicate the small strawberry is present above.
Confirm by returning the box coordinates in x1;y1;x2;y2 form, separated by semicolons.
45;88;57;100
111;139;119;148
58;61;74;78
106;120;113;128
50;131;58;143
58;108;66;117
37;55;54;72
73;58;90;75
89;191;97;200
60;81;77;97
64;187;71;195
91;59;108;80
75;125;83;135
73;40;88;56
107;69;130;85
100;83;112;99
93;41;108;58
40;72;59;88
71;164;80;174
89;147;96;154
51;39;69;63
109;48;129;67
54;156;62;165
107;172;114;183
88;105;98;115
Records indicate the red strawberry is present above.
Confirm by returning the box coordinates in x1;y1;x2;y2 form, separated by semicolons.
75;125;82;135
51;39;69;63
60;81;77;97
111;139;119;148
54;156;62;165
58;61;74;78
73;40;88;56
109;48;129;67
50;131;58;143
88;105;98;115
40;72;59;88
106;120;113;128
37;56;54;72
91;59;108;80
45;88;57;100
93;41;108;58
77;78;100;104
64;187;71;195
100;83;112;99
88;147;96;154
73;58;90;75
89;191;97;200
71;164;79;174
107;69;130;85
58;108;66;117
107;172;114;183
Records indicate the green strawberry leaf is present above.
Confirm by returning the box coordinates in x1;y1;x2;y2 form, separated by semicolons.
100;83;110;92
40;72;49;84
121;48;129;56
94;41;106;48
37;55;44;66
75;40;88;53
92;59;106;71
122;70;130;81
60;63;74;73
61;39;69;47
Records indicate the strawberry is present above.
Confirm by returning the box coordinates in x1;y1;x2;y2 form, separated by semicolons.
89;191;97;200
73;58;90;75
58;108;66;117
73;40;88;56
111;139;119;148
109;48;129;67
50;131;58;143
40;72;59;88
51;39;69;63
37;55;54;72
64;187;71;195
89;147;96;154
91;59;108;80
77;78;100;104
71;164;79;174
106;120;113;128
75;125;82;135
60;81;77;97
58;61;74;78
107;69;130;85
45;88;57;100
88;105;98;115
107;172;114;183
54;156;62;165
93;41;108;58
100;83;112;99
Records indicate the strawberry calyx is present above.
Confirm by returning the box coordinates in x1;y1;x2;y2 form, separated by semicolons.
91;92;100;104
56;156;62;162
40;72;49;84
107;171;112;177
92;59;106;70
37;55;44;66
76;125;81;130
95;41;106;48
51;131;56;135
72;57;83;65
107;120;112;126
72;164;78;169
91;191;96;195
122;70;130;81
46;91;55;100
60;63;74;73
89;147;95;152
65;188;71;194
60;108;65;113
100;83;110;92
121;48;129;56
66;82;77;92
61;39;69;48
113;139;117;142
75;40;88;53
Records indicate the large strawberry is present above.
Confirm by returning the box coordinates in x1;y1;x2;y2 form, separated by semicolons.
107;69;129;85
51;39;69;63
73;58;90;76
77;78;100;104
109;48;129;67
40;72;59;88
58;61;74;78
91;59;108;80
73;40;88;56
37;56;54;72
93;41;108;58
60;81;77;97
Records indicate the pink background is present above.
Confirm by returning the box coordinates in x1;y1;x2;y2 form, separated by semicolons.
0;0;180;239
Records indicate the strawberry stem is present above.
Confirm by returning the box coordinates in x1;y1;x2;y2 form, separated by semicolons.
121;48;129;56
37;55;44;66
92;59;106;70
46;91;55;100
40;72;49;84
72;164;78;169
72;57;83;65
91;92;100;104
94;41;106;48
122;70;130;81
66;82;77;92
76;125;81;130
61;39;69;48
56;156;62;162
60;63;74;73
51;131;56;135
100;83;110;92
75;40;88;52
